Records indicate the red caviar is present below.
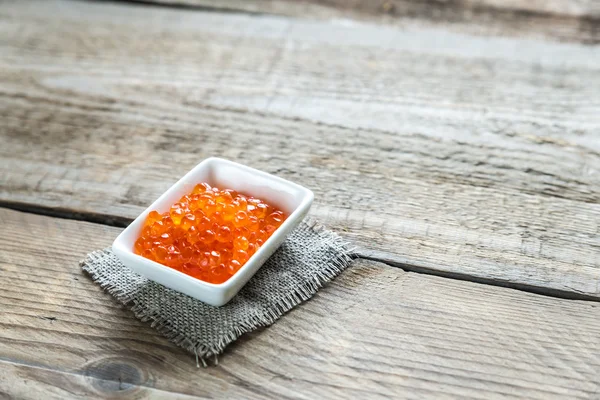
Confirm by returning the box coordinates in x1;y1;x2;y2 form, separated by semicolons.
134;182;287;284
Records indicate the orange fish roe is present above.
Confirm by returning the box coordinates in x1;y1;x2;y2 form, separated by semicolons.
134;182;287;284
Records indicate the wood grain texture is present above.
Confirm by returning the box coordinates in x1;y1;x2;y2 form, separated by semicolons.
1;0;599;298
135;0;600;44
1;208;600;399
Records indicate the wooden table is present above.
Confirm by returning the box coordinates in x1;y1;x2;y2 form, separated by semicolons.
1;0;599;398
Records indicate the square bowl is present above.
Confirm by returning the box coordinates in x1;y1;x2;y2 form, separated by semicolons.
112;157;314;306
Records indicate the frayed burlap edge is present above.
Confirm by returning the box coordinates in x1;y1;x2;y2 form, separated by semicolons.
81;219;355;366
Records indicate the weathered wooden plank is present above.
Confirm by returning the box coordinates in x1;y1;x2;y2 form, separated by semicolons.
0;0;599;298
137;0;600;43
1;208;600;399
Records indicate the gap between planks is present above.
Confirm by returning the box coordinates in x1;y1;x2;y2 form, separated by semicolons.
116;0;600;45
121;0;600;20
2;202;597;304
90;0;270;16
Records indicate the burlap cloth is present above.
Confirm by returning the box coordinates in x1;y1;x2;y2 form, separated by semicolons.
81;219;353;365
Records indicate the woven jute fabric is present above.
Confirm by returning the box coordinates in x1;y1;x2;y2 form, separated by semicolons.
81;219;353;365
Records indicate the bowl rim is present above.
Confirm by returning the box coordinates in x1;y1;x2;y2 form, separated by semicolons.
112;157;314;289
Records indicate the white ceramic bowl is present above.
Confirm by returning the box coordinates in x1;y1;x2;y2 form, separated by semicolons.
112;157;314;306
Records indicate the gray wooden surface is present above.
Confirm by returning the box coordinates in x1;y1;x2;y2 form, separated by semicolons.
1;208;600;399
2;0;599;298
0;0;599;398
